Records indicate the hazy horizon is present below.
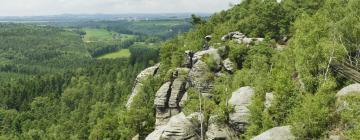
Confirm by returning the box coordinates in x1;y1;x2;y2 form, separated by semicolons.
0;0;240;17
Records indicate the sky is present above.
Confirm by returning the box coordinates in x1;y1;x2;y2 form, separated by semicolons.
0;0;240;16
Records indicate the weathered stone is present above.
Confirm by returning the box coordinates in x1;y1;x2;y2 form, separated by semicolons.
192;48;222;70
223;58;235;72
336;83;360;113
155;82;172;107
126;64;160;108
229;86;254;132
146;126;165;140
146;113;200;140
189;60;214;96
206;116;239;140
251;126;295;140
155;108;171;128
264;92;274;109
221;31;244;41
336;83;360;97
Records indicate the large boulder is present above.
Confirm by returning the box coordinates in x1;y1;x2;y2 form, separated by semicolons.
336;83;360;97
205;116;239;140
126;64;160;108
229;86;254;132
188;60;214;97
336;83;360;112
146;112;200;140
192;47;222;71
251;126;295;140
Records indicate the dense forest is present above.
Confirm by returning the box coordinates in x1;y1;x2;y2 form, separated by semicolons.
124;0;360;139
1;0;360;139
0;19;182;139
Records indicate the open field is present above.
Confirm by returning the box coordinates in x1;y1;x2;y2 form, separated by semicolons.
97;49;131;59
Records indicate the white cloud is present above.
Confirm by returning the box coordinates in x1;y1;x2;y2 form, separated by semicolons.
0;0;240;16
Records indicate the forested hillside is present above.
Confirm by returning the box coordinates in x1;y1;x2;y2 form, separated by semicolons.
1;0;360;139
124;0;360;139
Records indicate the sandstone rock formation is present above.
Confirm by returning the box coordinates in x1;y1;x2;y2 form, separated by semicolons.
188;60;214;97
126;63;160;108
146;112;200;140
229;86;254;132
251;126;295;140
205;116;239;140
221;31;264;46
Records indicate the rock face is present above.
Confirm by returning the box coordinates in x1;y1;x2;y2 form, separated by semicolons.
336;83;360;97
126;63;160;108
206;116;239;140
251;126;295;140
229;86;254;132
189;60;214;97
192;47;222;70
154;69;189;128
146;113;200;140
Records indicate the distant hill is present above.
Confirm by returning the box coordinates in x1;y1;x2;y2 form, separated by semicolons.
0;24;91;75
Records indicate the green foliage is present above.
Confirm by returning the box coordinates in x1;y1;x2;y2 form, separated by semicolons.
287;79;336;139
339;94;360;139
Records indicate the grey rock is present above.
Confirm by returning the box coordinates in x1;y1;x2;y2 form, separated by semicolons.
126;64;160;108
223;58;235;72
206;116;239;140
146;113;200;140
192;48;222;70
336;83;360;97
229;86;254;132
251;126;295;140
336;83;360;113
221;32;244;41
154;82;172;107
189;60;214;96
264;92;274;110
155;108;171;128
169;78;187;108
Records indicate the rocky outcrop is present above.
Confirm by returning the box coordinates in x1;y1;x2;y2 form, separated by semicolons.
189;60;214;97
126;63;160;108
182;50;194;68
206;116;239;140
229;86;254;132
251;126;295;140
192;47;222;70
146;112;200;140
154;69;189;128
221;31;264;46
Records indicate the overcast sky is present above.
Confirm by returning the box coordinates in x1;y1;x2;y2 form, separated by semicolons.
0;0;240;16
